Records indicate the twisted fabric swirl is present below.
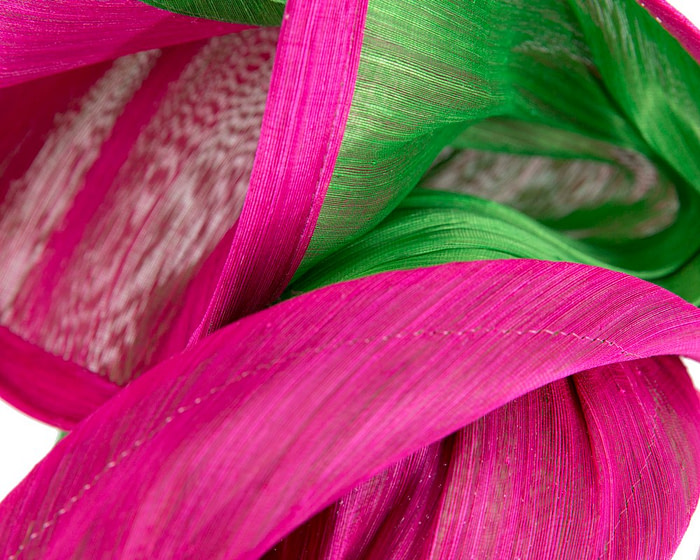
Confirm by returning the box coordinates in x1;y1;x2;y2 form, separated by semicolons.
1;0;700;558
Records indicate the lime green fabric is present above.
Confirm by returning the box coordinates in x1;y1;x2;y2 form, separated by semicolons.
138;0;284;25
136;0;700;303
295;0;700;303
287;187;688;298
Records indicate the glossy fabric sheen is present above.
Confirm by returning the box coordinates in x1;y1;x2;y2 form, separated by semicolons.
301;0;700;300
0;0;245;87
1;0;700;559
1;0;697;403
188;0;368;339
0;327;119;430
2;262;700;559
138;0;285;25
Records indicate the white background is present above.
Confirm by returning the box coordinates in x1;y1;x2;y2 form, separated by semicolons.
2;0;700;557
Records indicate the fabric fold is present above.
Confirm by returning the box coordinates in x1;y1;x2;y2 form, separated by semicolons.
136;0;286;25
2;261;699;559
0;29;278;392
4;0;700;430
265;356;699;559
0;327;119;431
2;1;700;556
287;188;696;300
1;0;367;427
189;0;368;338
0;0;245;88
295;0;700;306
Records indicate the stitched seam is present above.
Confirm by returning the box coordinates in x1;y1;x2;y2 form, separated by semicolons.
599;445;655;558
598;397;660;558
8;326;639;559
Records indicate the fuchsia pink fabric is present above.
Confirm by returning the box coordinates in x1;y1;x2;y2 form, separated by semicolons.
2;262;700;558
0;327;119;430
0;0;367;422
0;28;280;397
2;0;700;559
640;0;700;62
0;0;244;87
189;0;368;339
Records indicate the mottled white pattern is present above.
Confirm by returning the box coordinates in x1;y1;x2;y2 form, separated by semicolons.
0;51;159;311
424;147;678;240
5;28;278;383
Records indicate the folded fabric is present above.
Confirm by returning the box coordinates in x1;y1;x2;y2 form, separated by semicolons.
3;262;700;559
1;0;700;558
0;0;246;87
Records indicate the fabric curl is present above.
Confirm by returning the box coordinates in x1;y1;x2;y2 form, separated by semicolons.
2;0;700;559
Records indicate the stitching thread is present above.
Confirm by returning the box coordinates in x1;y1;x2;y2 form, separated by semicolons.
7;325;639;559
597;368;660;559
598;443;656;558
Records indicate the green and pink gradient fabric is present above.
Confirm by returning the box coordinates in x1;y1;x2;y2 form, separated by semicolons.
2;0;700;558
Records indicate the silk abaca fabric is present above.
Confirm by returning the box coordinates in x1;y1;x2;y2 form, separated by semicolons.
1;0;700;559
